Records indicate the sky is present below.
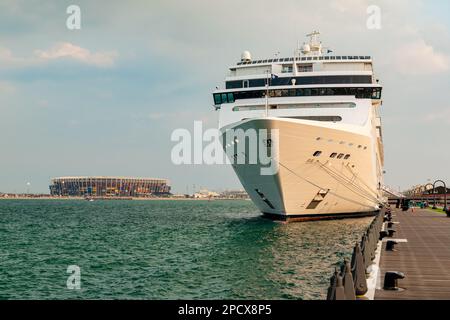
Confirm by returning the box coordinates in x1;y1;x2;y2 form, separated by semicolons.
0;0;449;194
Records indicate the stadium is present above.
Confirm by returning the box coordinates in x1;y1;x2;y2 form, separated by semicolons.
49;177;171;197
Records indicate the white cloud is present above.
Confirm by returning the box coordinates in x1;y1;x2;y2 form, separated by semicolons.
34;42;117;68
0;43;118;69
393;39;449;75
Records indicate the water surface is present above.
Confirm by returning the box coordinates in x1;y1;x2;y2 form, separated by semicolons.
0;199;372;299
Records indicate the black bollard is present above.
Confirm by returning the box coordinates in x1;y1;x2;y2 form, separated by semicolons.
386;240;398;251
326;269;338;300
379;230;389;240
363;234;371;269
334;274;346;300
383;271;405;290
351;243;368;296
387;229;396;237
387;222;394;228
342;260;356;300
369;228;376;255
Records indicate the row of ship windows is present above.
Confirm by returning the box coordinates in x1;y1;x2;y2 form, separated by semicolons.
236;55;371;65
214;87;382;104
225;75;372;89
313;151;351;160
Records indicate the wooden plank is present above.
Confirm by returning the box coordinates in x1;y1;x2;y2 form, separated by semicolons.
375;208;450;300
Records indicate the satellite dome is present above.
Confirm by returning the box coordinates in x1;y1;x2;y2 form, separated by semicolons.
241;51;252;62
301;44;311;54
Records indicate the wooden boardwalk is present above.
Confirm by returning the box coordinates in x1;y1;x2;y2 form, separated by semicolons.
375;208;450;300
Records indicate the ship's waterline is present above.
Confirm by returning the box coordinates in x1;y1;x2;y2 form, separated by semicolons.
0;199;372;300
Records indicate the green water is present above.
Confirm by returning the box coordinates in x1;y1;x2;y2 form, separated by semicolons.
0;199;372;300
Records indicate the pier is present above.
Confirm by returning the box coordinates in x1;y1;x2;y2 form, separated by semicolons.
326;206;450;300
375;208;450;300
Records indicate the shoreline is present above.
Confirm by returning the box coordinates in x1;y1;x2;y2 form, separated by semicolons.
0;196;250;201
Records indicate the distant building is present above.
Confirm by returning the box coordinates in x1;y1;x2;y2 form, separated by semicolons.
219;190;249;199
194;189;220;199
49;176;171;197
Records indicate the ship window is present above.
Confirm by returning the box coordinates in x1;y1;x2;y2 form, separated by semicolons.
214;94;221;105
330;153;337;158
216;86;382;103
313;151;322;157
226;80;243;89
344;154;351;160
249;79;266;87
221;93;228;103
227;93;235;103
282;65;293;73
337;154;344;159
280;116;342;122
243;80;249;88
372;88;382;99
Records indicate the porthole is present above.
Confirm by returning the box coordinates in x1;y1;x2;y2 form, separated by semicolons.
330;153;337;158
344;154;351;160
339;141;345;145
316;137;322;141
313;151;322;157
337;153;344;159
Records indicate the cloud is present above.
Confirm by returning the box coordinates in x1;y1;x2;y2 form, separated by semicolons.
0;43;118;69
393;39;449;75
34;42;118;67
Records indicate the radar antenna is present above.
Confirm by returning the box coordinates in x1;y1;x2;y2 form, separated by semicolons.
304;31;323;56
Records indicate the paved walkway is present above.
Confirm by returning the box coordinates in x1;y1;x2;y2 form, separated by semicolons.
375;208;450;299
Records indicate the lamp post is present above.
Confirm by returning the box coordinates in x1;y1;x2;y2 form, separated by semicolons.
423;183;434;208
433;180;448;212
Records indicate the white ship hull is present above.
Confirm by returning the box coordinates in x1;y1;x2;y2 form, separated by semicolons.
221;117;382;221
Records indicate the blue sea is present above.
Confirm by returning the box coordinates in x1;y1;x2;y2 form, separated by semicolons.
0;199;372;299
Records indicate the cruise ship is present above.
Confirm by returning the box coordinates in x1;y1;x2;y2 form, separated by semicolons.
212;32;385;221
